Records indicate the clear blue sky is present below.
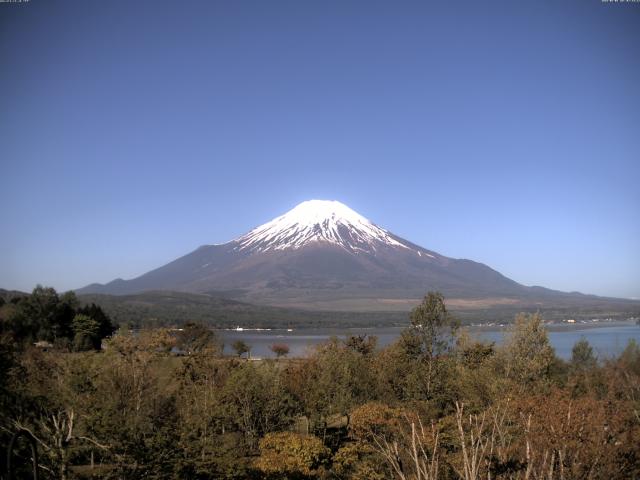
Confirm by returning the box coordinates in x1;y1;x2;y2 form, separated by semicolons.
1;0;639;298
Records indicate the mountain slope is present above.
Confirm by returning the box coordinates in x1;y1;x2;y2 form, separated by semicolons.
77;200;632;311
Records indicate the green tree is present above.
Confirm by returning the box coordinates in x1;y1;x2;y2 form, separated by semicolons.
11;349;112;480
56;291;79;335
571;337;597;371
0;288;113;348
77;302;117;341
232;339;251;358
450;330;501;408
401;292;458;396
95;329;178;477
502;312;555;386
405;292;458;359
289;337;379;436
72;314;100;351
173;355;246;477
567;338;599;396
17;285;63;342
223;362;298;447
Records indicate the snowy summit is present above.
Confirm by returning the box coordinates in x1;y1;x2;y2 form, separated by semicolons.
235;200;410;253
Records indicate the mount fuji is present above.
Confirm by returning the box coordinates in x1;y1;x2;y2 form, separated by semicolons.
77;200;614;311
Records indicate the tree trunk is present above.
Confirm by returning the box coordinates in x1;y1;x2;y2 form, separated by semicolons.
59;448;68;480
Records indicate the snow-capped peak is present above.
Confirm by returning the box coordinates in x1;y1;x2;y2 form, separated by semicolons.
235;200;411;253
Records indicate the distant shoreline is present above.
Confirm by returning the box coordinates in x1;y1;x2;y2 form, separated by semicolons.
466;319;639;334
216;319;639;335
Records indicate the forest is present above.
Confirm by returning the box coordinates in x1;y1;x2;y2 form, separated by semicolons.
1;289;639;479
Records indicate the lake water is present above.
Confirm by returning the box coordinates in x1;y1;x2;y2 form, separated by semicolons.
220;323;640;360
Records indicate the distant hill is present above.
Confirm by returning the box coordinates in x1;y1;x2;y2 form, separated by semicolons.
0;288;28;302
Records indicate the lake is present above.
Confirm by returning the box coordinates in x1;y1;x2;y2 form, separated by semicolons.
220;323;640;360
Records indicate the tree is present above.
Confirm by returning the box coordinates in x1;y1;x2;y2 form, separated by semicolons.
502;312;555;386
407;292;458;358
177;322;222;355
270;343;290;358
619;338;640;375
605;339;640;427
255;431;330;477
287;337;379;437
77;303;117;342
72;314;100;351
0;288;115;349
349;402;440;480
345;334;377;355
223;363;298;447
10;349;112;480
400;292;458;396
173;355;241;477
506;390;640;479
450;331;501;409
232;340;251;358
12;409;110;480
571;337;597;371
568;338;599;396
56;291;79;339
456;330;495;370
96;329;178;476
17;286;64;342
332;442;389;480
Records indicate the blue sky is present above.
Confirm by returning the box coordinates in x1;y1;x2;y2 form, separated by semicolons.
1;0;639;298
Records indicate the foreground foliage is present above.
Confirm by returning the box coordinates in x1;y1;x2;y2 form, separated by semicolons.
1;290;639;479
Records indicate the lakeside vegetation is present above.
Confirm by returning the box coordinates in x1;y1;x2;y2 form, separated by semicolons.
3;288;636;331
1;289;640;479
